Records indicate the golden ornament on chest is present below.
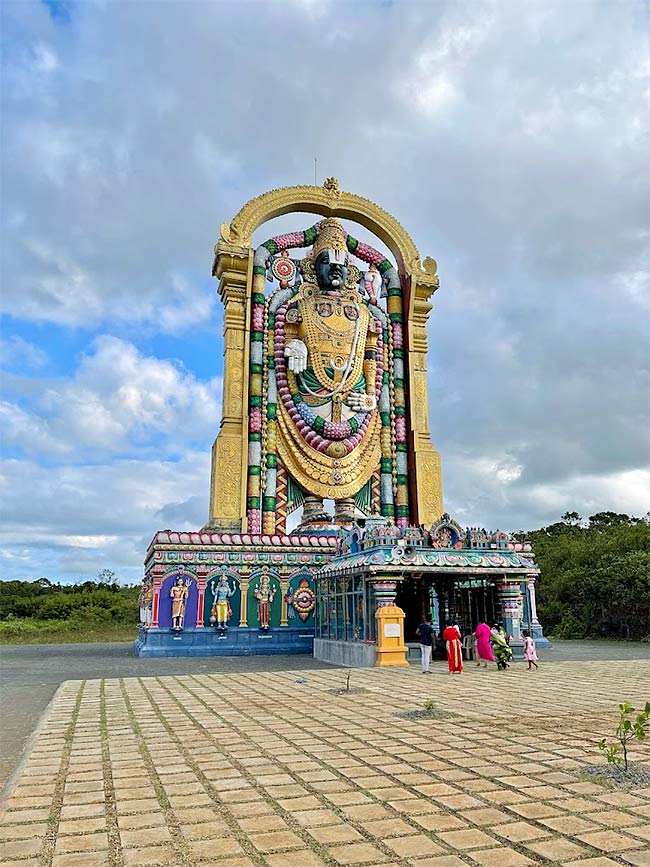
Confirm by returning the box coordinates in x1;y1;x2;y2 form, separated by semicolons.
327;441;347;459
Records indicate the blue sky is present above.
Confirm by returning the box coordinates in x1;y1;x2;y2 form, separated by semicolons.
1;0;648;584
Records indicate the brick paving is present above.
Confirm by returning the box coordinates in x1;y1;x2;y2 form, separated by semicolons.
0;658;648;867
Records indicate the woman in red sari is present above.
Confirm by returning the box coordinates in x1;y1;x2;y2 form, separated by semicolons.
443;621;463;673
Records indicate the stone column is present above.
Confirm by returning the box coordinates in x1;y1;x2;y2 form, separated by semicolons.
527;574;540;624
496;579;523;652
525;573;551;647
372;580;398;607
429;585;440;633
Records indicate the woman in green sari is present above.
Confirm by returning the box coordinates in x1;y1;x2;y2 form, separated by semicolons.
490;624;512;670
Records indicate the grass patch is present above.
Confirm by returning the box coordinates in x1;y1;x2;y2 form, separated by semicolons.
0;618;138;644
581;763;650;789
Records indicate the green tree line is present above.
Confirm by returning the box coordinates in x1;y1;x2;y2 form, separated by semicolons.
0;571;139;625
531;511;650;640
1;513;648;642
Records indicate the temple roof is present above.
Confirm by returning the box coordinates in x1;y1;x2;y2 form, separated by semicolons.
319;544;538;577
147;529;338;556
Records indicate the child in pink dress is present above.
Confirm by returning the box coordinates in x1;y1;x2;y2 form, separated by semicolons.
522;630;539;670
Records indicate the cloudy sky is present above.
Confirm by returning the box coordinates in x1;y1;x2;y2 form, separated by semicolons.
1;0;648;584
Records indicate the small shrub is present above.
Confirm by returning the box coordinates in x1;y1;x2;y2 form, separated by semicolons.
598;701;650;772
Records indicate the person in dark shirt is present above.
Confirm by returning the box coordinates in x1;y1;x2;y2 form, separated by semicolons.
416;618;434;673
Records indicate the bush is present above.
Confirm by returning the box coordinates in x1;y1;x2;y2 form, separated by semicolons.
0;577;140;627
534;513;650;641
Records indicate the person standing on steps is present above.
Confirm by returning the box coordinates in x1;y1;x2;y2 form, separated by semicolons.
416;617;434;674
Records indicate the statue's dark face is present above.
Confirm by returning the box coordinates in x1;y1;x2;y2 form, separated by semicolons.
315;250;348;291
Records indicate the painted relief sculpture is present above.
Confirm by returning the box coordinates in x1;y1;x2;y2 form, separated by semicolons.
289;578;316;622
138;578;152;627
254;570;277;630
170;577;189;631
209;574;235;629
208;180;444;535
247;215;410;532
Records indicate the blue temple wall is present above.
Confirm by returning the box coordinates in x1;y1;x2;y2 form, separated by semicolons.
135;625;314;657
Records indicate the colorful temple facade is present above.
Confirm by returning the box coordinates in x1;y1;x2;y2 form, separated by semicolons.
135;181;548;661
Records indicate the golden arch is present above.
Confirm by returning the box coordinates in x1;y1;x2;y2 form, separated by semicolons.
217;180;437;283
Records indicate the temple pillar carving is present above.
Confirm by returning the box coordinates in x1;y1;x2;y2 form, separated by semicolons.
239;574;250;627
196;578;206;628
496;578;524;644
280;577;289;626
527;574;540;624
206;246;252;531
407;264;443;526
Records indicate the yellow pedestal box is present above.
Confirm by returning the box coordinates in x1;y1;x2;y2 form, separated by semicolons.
375;605;409;667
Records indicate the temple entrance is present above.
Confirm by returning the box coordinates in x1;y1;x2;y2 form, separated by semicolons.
435;578;498;637
396;576;498;643
395;577;428;643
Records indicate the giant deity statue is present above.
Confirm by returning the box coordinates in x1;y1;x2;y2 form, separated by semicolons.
206;181;444;535
278;218;382;524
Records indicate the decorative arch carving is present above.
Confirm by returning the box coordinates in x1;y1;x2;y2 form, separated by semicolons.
215;180;435;284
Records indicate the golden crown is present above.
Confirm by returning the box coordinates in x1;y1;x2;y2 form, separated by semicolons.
312;218;348;261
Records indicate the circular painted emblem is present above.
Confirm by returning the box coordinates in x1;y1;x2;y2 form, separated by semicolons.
272;256;297;284
292;578;315;621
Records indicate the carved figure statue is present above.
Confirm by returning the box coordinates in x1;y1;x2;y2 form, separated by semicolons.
210;574;235;629
285;586;296;620
254;570;277;630
362;262;383;302
170;576;189;631
279;218;381;524
138;578;152;627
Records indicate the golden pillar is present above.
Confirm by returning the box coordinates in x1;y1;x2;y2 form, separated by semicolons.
407;258;444;526
206;245;251;530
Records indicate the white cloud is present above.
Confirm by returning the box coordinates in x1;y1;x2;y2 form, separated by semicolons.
0;451;210;580
443;454;650;532
526;468;650;519
0;335;48;370
31;42;58;74
2;336;221;457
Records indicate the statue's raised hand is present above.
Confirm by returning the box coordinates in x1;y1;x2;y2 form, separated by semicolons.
347;392;377;412
285;339;308;374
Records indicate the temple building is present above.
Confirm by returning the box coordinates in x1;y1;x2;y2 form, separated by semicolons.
135;181;548;662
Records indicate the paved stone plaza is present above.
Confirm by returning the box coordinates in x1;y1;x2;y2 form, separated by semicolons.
1;657;649;867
